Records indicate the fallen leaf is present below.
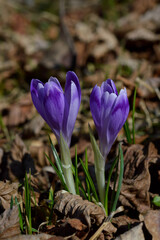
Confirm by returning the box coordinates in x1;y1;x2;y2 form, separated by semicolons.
54;190;106;228
144;210;160;240
115;222;144;240
0;206;20;239
119;143;151;213
0;180;19;210
7;233;57;240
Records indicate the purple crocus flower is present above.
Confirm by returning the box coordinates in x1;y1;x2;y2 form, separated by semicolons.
90;79;129;159
30;71;81;146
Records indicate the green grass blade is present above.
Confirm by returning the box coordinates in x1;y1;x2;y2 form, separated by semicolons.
10;196;14;209
71;163;87;199
104;156;118;216
111;144;124;212
123;120;132;144
24;173;32;234
15;196;24;232
85;149;91;201
79;158;99;202
48;135;66;183
45;153;69;191
75;146;79;195
132;87;137;144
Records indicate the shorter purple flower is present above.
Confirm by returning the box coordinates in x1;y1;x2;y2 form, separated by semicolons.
90;79;129;159
30;71;81;146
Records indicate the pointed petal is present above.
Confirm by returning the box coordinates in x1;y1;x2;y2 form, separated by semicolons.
106;79;118;95
107;91;129;147
65;71;81;101
30;79;48;123
44;81;65;141
90;85;101;131
49;76;63;92
63;80;80;145
99;92;117;157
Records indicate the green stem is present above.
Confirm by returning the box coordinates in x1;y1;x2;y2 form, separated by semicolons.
95;163;105;205
60;133;76;194
89;124;105;205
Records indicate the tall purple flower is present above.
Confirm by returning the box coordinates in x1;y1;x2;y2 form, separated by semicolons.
90;79;129;159
30;71;81;146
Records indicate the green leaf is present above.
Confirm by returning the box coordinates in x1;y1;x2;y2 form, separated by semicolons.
153;196;160;207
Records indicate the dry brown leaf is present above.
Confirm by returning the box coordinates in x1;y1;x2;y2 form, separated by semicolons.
119;144;151;213
144;210;160;240
0;180;19;210
0;206;20;239
7;233;56;240
7;94;34;127
53;191;116;239
54;190;106;228
115;222;144;240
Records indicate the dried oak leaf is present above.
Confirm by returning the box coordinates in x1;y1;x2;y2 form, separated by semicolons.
54;190;106;228
144;210;160;240
0;205;20;239
0;180;19;210
119;144;151;213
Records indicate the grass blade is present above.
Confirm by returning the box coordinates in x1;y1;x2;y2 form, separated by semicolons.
15;196;24;232
48;135;66;183
79;158;99;202
85;149;91;201
123;120;132;144
132;87;137;144
75;146;79;195
45;153;69;191
104;156;118;216
111;144;124;212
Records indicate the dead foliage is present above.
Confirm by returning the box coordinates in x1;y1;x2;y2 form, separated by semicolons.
0;180;19;210
0;206;20;239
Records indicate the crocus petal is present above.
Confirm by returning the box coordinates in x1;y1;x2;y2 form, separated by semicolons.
30;79;48;123
49;76;63;92
90;85;101;130
63;80;80;145
99;92;117;157
107;91;129;149
44;81;65;141
65;71;81;101
106;79;118;95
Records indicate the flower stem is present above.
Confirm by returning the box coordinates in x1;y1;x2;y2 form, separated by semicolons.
60;133;76;194
89;125;105;205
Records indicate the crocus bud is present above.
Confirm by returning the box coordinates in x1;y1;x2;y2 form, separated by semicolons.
90;79;129;159
30;71;81;146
